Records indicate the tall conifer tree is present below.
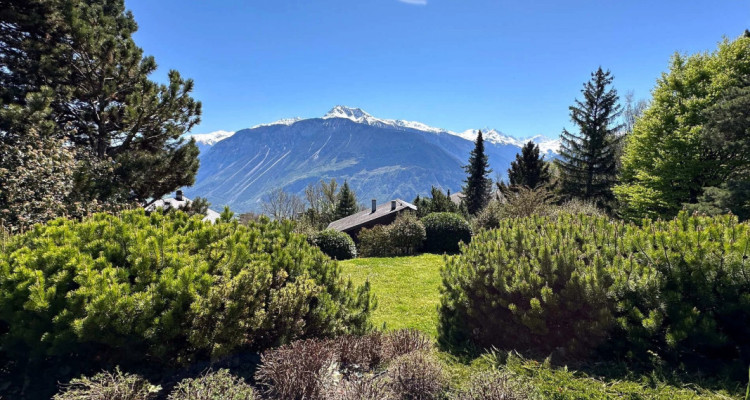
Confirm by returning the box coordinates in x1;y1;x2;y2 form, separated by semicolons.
335;181;358;219
0;0;201;209
507;141;551;189
556;68;622;205
462;131;492;215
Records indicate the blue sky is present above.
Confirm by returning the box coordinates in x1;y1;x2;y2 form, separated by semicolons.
128;0;749;138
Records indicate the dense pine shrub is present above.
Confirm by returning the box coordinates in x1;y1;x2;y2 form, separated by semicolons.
421;212;472;254
0;210;374;385
439;214;623;358
439;211;750;375
310;229;357;260
611;213;750;375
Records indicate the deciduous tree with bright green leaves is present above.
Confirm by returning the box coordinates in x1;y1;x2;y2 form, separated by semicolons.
615;34;750;220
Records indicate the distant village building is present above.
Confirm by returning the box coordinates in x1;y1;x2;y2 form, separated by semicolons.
327;199;417;239
144;190;221;223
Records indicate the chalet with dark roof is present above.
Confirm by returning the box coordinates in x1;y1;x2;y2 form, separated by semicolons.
327;199;417;238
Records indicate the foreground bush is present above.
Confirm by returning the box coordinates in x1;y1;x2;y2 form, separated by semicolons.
612;213;750;375
169;369;255;400
439;214;623;358
440;212;750;375
54;369;158;400
255;338;337;400
421;212;472;254
310;229;357;260
387;351;447;400
0;210;374;388
254;329;432;399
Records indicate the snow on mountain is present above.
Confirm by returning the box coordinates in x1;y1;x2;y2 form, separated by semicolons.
251;117;304;129
186;106;562;213
188;130;236;146
321;106;559;152
323;105;449;134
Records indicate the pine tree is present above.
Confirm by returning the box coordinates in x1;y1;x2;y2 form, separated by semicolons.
413;187;458;218
335;181;358;219
556;67;622;205
507;141;551;189
462;131;493;215
0;0;201;208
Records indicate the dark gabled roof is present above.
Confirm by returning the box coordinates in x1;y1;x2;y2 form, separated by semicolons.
327;199;417;232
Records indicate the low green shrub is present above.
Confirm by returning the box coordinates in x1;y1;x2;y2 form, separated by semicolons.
357;214;426;257
611;213;750;376
440;211;750;376
421;212;472;254
499;186;555;219
439;214;623;358
472;200;504;231
388;213;426;256
357;225;392;257
310;229;357;260
54;368;159;400
168;369;255;400
0;210;374;392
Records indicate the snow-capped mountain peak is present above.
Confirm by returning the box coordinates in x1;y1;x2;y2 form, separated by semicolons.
251;117;303;129
323;105;449;134
188;130;236;146
324;105;373;121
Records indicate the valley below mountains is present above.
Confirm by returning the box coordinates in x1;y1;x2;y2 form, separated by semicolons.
184;106;559;213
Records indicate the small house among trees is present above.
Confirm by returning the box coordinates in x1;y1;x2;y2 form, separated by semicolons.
327;199;417;239
144;190;221;223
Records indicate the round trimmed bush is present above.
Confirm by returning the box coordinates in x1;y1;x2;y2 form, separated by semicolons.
439;214;624;358
310;229;357;260
421;212;472;254
388;213;426;255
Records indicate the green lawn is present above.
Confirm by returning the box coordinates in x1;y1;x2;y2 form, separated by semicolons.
340;253;443;337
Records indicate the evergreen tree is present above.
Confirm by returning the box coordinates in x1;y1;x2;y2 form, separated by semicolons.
0;90;77;230
556;67;623;205
413;187;458;218
507;141;551;189
462;131;492;215
334;181;358;219
0;0;201;210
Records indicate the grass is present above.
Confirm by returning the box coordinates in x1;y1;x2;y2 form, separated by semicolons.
340;253;443;337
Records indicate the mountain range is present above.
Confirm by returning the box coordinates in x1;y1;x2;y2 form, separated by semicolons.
183;106;560;213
